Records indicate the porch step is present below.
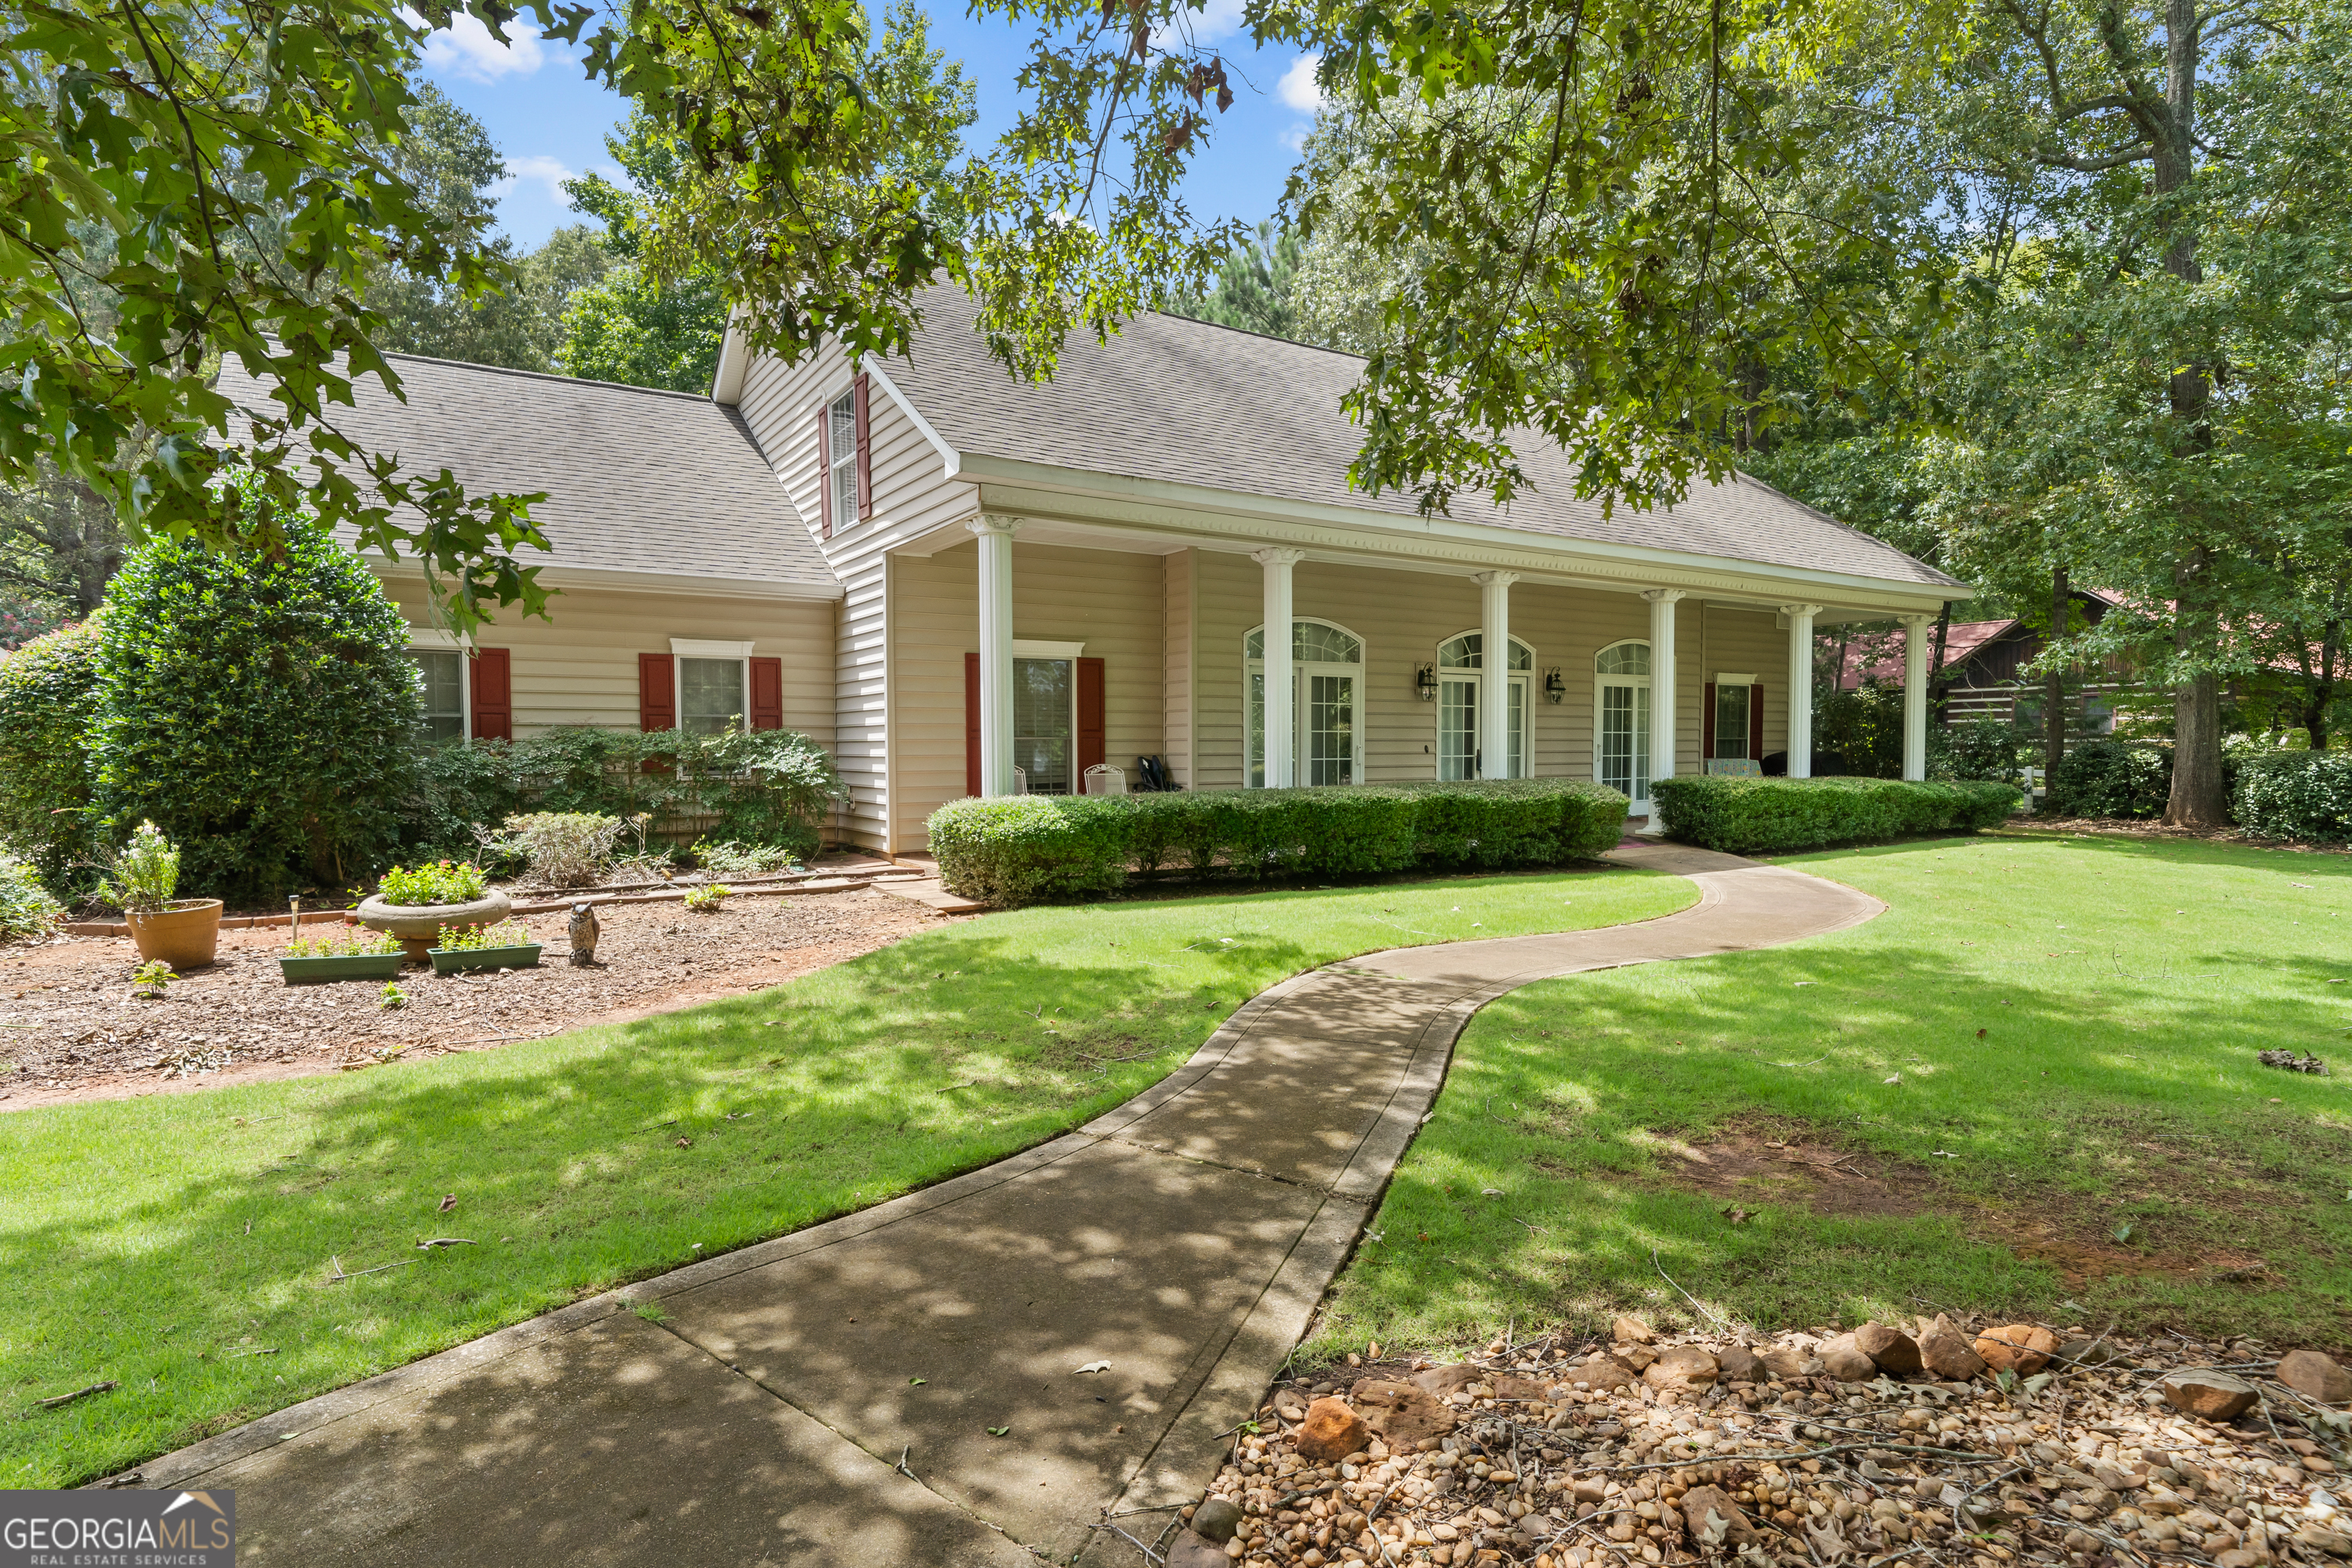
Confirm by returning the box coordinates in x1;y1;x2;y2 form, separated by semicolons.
877;877;987;915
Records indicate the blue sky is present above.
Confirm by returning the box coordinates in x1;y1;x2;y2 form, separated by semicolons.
418;4;1319;249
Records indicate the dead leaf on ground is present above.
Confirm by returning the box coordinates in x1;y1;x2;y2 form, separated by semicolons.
438;1193;456;1212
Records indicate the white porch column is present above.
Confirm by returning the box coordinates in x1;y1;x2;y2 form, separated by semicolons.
1642;589;1685;827
969;514;1019;797
1902;612;1935;782
1781;603;1823;779
1254;547;1305;787
1473;571;1519;779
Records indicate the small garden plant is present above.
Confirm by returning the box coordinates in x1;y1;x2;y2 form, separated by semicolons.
96;821;180;913
682;883;731;913
378;860;489;906
434;917;534;953
379;982;408;1011
129;959;172;997
485;813;632;888
693;840;798;877
283;929;404;959
0;853;63;942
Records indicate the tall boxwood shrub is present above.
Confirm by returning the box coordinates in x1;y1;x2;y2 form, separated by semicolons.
0;620;103;886
93;510;422;902
2046;739;2170;818
1651;775;2020;854
2234;752;2352;843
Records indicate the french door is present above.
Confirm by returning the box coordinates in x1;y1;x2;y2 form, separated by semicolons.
1597;681;1651;809
1437;675;1530;780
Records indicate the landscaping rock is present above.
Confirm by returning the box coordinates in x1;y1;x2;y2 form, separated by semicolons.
1715;1343;1766;1385
1192;1496;1245;1544
1642;1345;1721;1394
1821;1336;1879;1383
1681;1484;1758;1546
1348;1378;1457;1446
1613;1316;1655;1345
1414;1363;1483;1399
2279;1349;2352;1404
1295;1396;1370;1460
1272;1386;1311;1423
2161;1370;2259;1423
1975;1323;2060;1374
1854;1323;1923;1376
1616;1344;1660;1372
1759;1345;1813;1380
1163;1530;1228;1568
1567;1357;1639;1392
2296;1526;2352;1557
2058;1335;2126;1368
1490;1374;1551;1402
1919;1317;1988;1381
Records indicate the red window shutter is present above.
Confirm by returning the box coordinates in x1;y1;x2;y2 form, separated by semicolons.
639;652;676;732
749;656;783;731
469;647;513;742
1701;681;1717;760
853;373;873;521
964;652;982;798
1077;656;1107;775
813;404;833;540
1750;682;1766;760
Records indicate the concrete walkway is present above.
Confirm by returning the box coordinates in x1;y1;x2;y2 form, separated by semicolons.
116;844;1880;1566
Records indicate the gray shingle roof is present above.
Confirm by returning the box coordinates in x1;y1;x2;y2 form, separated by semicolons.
884;288;1959;591
213;353;836;593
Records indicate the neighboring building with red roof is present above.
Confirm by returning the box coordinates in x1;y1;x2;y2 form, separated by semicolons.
1830;587;2135;735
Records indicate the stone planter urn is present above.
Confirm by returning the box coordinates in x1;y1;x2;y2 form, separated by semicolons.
126;898;223;970
355;889;513;962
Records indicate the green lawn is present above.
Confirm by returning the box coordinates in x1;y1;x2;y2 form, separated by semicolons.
1308;833;2352;1363
0;865;1691;1488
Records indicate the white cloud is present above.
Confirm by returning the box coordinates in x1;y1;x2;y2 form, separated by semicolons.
1277;53;1325;113
1279;123;1311;153
495;154;576;205
422;13;558;84
1152;0;1247;49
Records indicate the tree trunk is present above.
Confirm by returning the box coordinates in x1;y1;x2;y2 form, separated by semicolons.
1932;604;1952;725
2165;547;2229;825
2043;567;2068;815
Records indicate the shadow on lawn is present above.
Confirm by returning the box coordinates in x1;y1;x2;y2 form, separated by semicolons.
1336;929;2352;1349
0;916;1319;1483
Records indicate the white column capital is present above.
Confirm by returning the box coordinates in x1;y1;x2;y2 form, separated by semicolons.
967;514;1020;538
1779;601;1824;619
1472;570;1521;588
1251;546;1307;568
1641;587;1688;605
1900;612;1937;632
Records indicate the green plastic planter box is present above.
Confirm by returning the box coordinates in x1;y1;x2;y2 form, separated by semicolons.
278;953;405;986
428;944;543;975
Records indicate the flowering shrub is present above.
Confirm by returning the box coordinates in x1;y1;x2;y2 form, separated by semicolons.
98;821;181;913
0;853;63;942
378;860;490;906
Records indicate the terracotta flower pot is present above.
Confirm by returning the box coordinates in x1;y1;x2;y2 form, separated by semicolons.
126;899;223;970
355;889;513;961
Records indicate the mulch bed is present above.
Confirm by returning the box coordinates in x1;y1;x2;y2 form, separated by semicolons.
0;887;951;1110
1992;820;2350;855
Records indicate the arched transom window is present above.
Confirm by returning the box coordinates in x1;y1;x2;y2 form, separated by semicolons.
1594;639;1652;808
1246;619;1364;787
1434;632;1534;779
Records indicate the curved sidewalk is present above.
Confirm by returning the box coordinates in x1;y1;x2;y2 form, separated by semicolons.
117;844;1880;1566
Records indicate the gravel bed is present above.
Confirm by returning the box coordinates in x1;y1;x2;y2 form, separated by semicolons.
1134;1314;2351;1568
0;887;946;1106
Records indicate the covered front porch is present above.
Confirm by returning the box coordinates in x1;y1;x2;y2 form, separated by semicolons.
872;507;1949;855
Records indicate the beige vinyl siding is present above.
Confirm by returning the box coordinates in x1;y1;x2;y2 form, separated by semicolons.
888;539;1169;848
736;339;980;851
1693;604;1790;762
385;580;834;742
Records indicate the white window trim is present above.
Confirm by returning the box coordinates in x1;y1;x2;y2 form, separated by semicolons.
825;385;859;530
1715;671;1757;685
1436;630;1534;780
1593;637;1653;811
1244;617;1367;787
1012;639;1085;659
405;641;471;746
672;639;756;735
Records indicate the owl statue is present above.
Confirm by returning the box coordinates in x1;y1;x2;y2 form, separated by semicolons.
568;901;601;967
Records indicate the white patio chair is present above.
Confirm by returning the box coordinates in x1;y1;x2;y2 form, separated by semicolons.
1012;766;1029;795
1083;764;1128;797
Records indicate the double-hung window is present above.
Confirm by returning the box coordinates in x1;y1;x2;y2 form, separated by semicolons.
1714;681;1753;760
826;390;859;528
409;649;466;744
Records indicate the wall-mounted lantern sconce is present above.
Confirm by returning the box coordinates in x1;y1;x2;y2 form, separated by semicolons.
1544;667;1566;703
1416;663;1438;701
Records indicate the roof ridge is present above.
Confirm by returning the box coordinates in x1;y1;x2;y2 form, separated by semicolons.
377;351;711;403
1143;306;1370;365
1729;470;1966;590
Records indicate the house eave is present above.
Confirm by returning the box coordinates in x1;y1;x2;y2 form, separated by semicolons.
946;452;1973;614
363;555;844;604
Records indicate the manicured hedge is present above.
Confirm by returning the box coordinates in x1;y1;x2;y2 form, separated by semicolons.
927;779;1628;906
2234;752;2352;844
2047;739;2171;819
1650;775;2021;855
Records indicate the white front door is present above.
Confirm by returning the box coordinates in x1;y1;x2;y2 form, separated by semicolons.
1599;679;1652;810
1439;672;1530;779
